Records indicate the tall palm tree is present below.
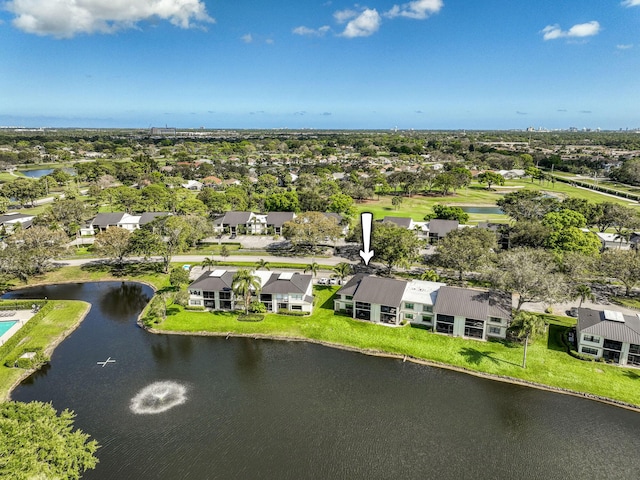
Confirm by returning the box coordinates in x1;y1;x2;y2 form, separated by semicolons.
614;229;633;249
304;261;320;278
232;269;262;314
201;257;217;271
510;311;546;369
574;284;595;307
255;258;271;271
332;262;352;282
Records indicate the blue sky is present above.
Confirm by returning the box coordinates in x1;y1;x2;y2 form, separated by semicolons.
1;1;639;129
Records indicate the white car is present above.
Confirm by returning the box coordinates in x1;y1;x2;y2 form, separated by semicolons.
318;278;328;285
328;278;338;285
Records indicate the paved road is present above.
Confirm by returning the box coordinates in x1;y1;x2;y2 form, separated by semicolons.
58;254;356;268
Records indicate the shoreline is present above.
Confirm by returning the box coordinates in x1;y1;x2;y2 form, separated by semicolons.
145;326;640;413
4;301;91;402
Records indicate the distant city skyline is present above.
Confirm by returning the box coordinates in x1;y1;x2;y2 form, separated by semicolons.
1;1;639;129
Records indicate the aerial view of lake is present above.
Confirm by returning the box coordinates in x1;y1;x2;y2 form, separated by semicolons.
4;282;640;479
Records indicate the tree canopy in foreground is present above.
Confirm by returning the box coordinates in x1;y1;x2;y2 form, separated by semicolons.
0;401;99;480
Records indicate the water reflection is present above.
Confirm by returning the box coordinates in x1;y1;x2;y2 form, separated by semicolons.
99;283;150;321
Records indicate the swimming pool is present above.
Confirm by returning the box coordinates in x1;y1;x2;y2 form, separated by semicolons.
0;320;18;337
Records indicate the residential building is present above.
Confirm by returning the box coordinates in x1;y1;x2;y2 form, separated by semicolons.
433;286;511;339
383;216;429;240
266;212;295;235
81;212;170;235
212;211;253;235
334;274;444;326
427;219;459;244
188;270;313;314
576;308;640;366
181;180;203;191
0;212;35;233
596;232;631;250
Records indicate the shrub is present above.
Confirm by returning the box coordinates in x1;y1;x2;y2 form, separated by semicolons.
276;310;310;317
249;301;267;314
238;313;264;322
184;305;206;311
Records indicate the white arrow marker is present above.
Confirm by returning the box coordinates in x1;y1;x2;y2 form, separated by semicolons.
359;212;374;265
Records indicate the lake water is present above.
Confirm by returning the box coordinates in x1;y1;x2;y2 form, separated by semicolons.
4;283;640;479
460;206;504;215
19;167;75;178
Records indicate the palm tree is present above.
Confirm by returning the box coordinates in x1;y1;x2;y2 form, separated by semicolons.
574;284;595;308
304;261;320;278
332;262;352;282
201;257;217;271
509;311;546;369
420;270;440;282
231;269;262;315
614;229;633;249
255;258;271;271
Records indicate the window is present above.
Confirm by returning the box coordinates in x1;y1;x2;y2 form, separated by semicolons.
203;291;215;299
190;300;202;306
355;302;371;310
423;305;433;313
291;305;302;311
189;290;201;296
405;313;414;320
603;339;622;351
581;347;598;356
630;344;640;355
488;326;501;335
583;335;600;343
381;305;397;314
290;294;303;301
404;303;415;310
489;317;503;324
345;295;353;300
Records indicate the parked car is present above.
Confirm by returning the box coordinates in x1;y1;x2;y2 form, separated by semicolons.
567;307;579;317
328;278;337;285
318;278;328;285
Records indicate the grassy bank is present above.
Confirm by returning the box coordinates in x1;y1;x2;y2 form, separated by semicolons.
157;286;640;408
0;300;89;401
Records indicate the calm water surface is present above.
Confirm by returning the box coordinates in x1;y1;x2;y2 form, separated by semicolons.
19;167;75;178
5;283;640;480
460;206;504;215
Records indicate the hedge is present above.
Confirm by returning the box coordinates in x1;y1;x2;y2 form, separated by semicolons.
276;310;311;317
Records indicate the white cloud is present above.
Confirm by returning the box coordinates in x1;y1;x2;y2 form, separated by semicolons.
6;0;214;38
292;25;330;36
385;0;443;20
617;44;633;49
334;9;358;24
241;33;253;43
341;8;381;38
622;0;640;7
541;21;600;41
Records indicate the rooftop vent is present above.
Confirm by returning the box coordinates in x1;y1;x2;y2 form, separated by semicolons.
278;272;294;280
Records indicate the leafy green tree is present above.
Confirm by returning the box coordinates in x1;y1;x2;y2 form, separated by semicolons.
232;269;262;314
425;204;469;223
39;198;95;235
264;191;299;212
169;266;190;288
372;222;424;274
197;188;228;214
328;193;355;217
3;178;45;207
509;311;546;368
391;195;403;210
477;171;505;189
420;269;441;282
94;227;132;265
0;195;9;214
148;216;193;273
600;250;640;296
433;228;497;281
497;190;559;222
220;245;230;258
282;211;343;252
0;401;99;480
127;228;163;260
434;172;456;196
488;248;568;311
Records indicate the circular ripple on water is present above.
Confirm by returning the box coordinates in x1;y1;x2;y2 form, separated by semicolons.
130;381;188;415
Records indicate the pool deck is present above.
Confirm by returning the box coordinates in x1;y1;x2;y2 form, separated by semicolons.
0;310;36;346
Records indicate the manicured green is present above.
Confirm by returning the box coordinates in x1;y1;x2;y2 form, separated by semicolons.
611;297;640;310
0;300;89;401
157;286;640;407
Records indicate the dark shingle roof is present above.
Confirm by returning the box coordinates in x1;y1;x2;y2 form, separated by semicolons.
350;275;408;307
188;270;235;291
428;219;459;236
577;308;640;345
323;212;343;224
215;211;252;227
383;216;413;229
139;212;170;225
0;213;33;225
266;212;295;227
261;272;312;295
435;286;511;320
336;273;367;297
92;212;126;227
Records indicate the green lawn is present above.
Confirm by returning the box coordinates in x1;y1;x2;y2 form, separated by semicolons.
0;300;89;401
157;286;640;407
357;180;637;224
